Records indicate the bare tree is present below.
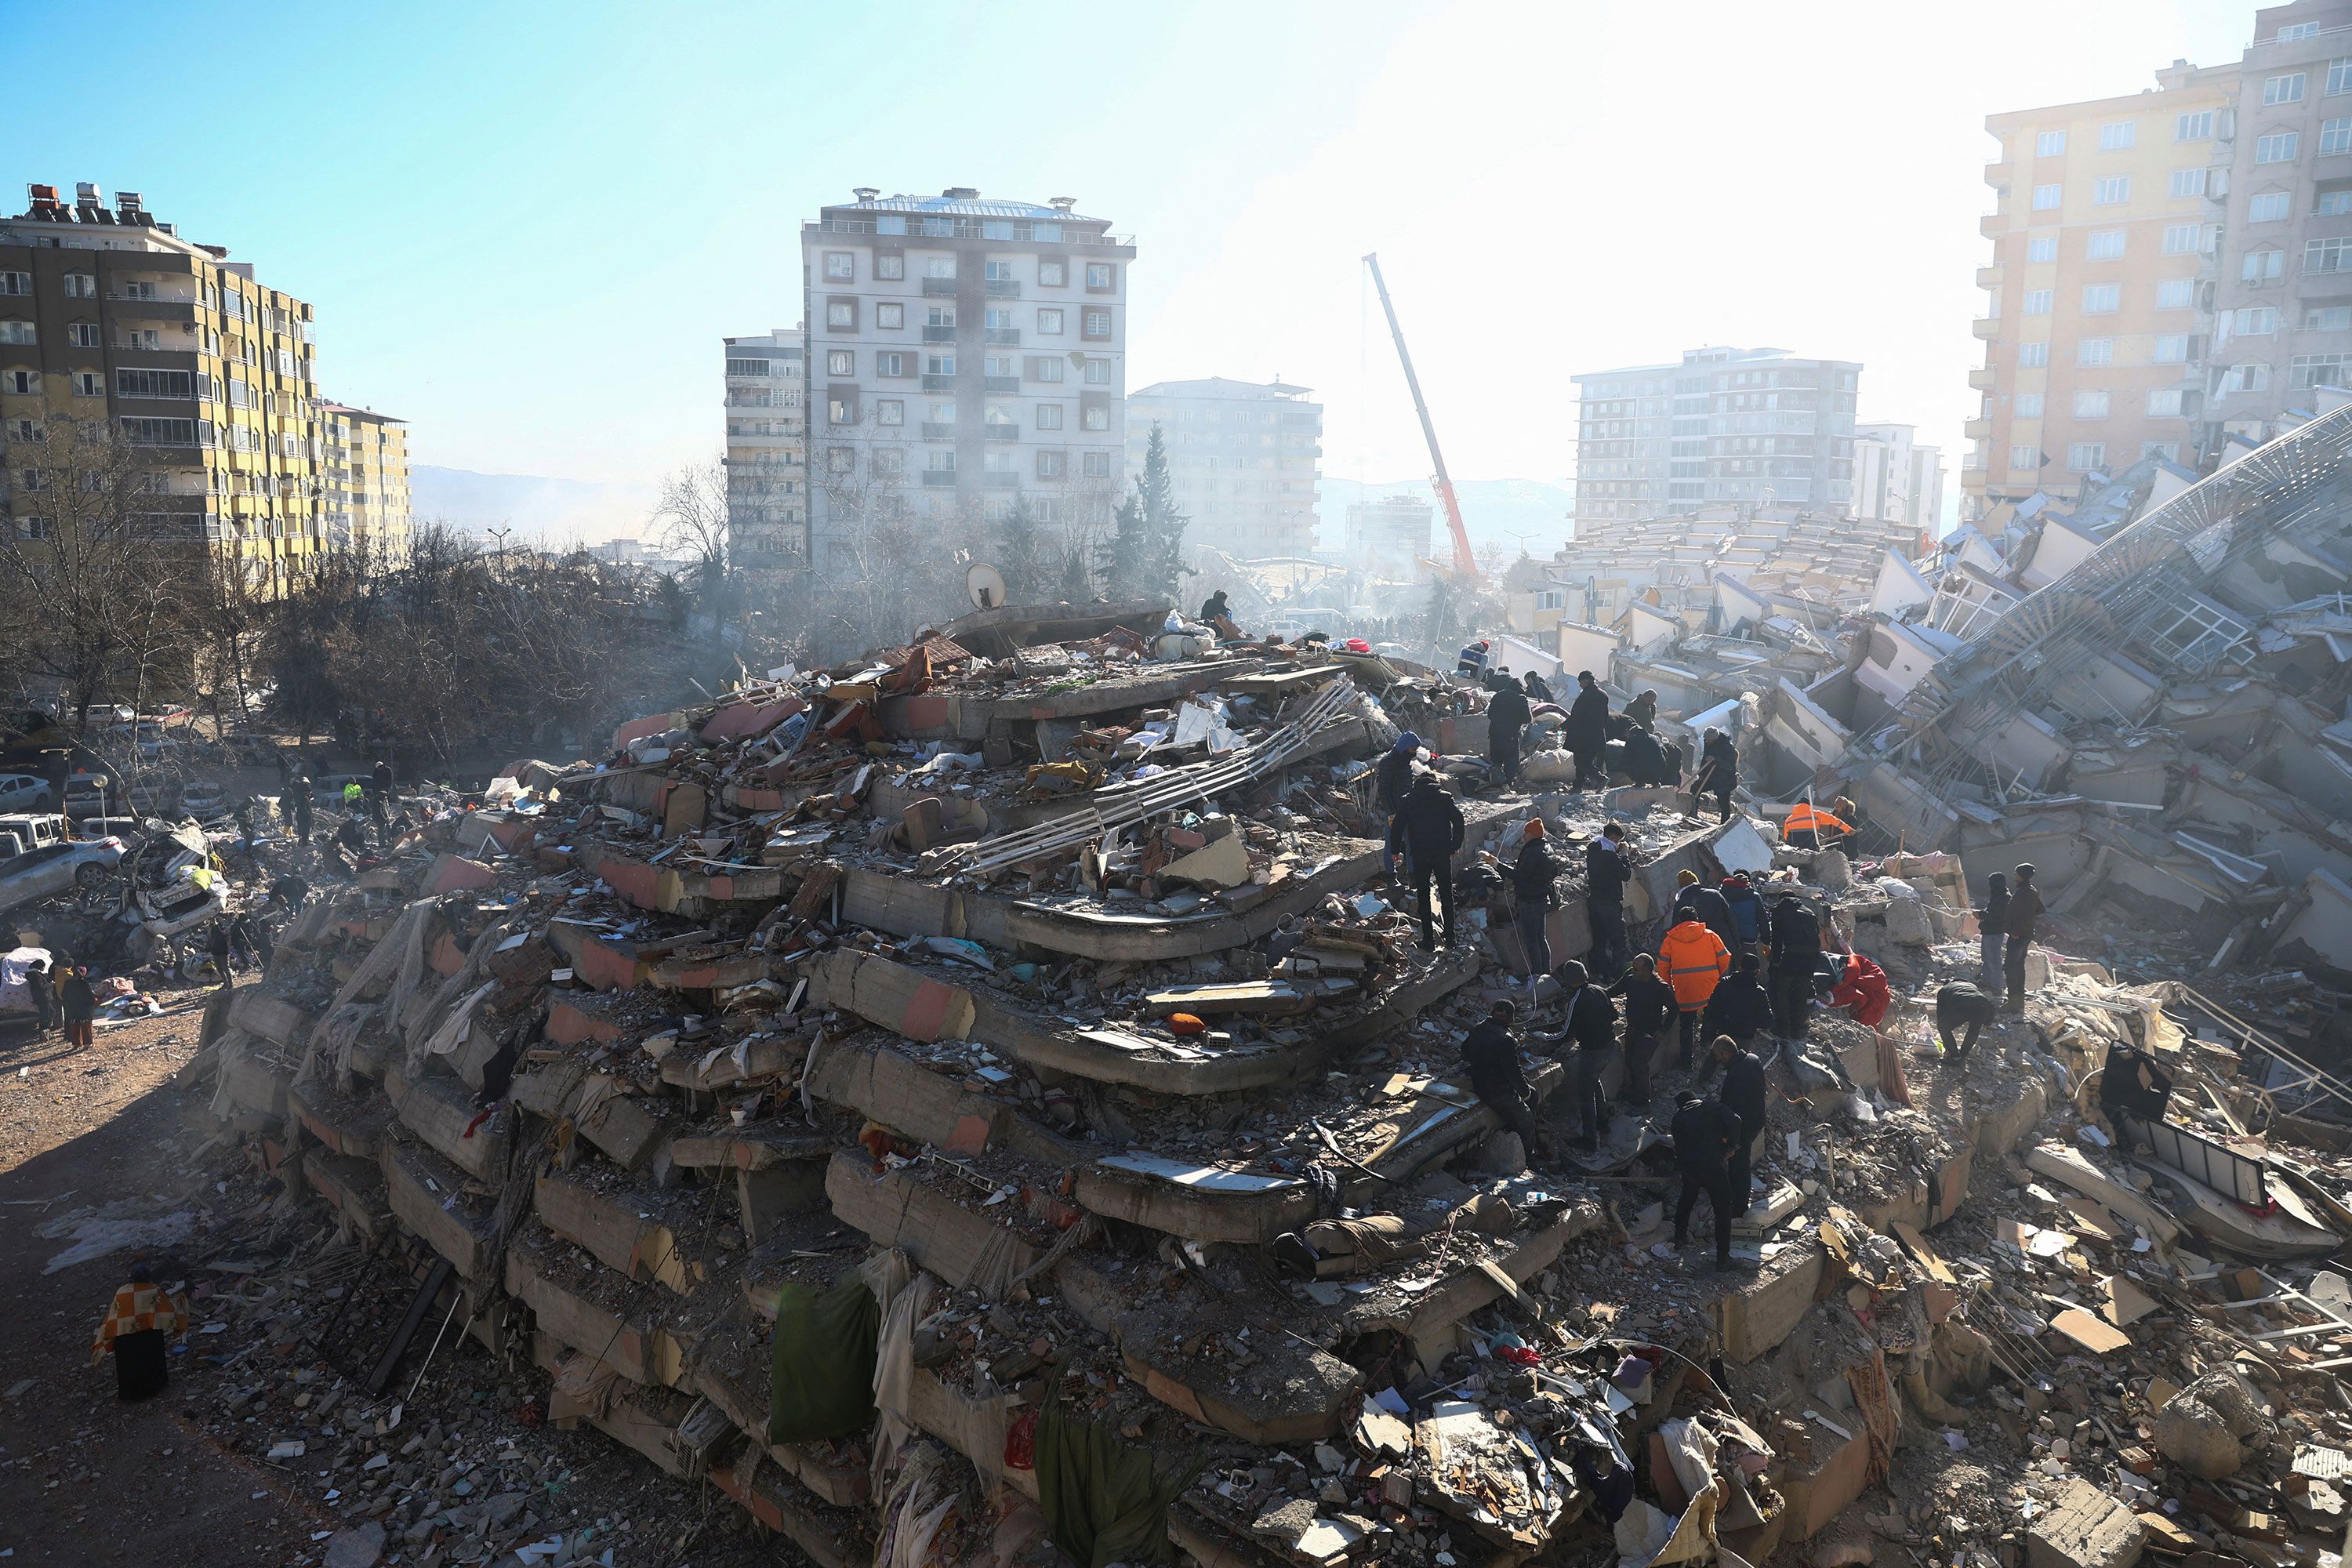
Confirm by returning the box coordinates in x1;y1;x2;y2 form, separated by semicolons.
649;456;731;653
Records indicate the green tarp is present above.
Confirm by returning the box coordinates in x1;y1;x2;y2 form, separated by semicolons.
1036;1381;1201;1568
767;1274;880;1445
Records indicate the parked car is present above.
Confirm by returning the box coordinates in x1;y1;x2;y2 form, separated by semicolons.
64;771;180;820
0;834;127;919
178;780;230;819
0;772;54;814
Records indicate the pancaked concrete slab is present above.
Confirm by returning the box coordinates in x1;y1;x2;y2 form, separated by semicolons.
301;1148;388;1240
380;1140;499;1281
383;1061;503;1185
289;1079;395;1160
1715;1237;1827;1364
821;1150;1044;1296
506;1224;691;1388
217;1046;293;1120
525;1329;694;1478
686;1337;871;1508
227;988;313;1050
511;1059;673;1172
535;1168;701;1294
704;1455;873;1568
1392;1197;1610;1342
801;1033;1073;1168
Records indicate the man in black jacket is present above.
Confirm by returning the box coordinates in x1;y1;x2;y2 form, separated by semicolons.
1766;894;1822;1040
1486;675;1531;789
1375;732;1420;877
1936;981;1998;1064
1541;960;1618;1150
1669;1091;1740;1269
1396;774;1465;949
1708;1033;1767;1216
1702;953;1773;1049
1564;671;1611;791
1462;1001;1549;1164
1621;724;1671;787
1691;730;1737;823
1523;669;1555;705
1672;869;1740;954
1607;953;1674;1106
1583;823;1635;975
1512;819;1560;1000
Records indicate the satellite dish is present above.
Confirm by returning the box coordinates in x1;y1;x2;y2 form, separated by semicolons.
967;562;1007;610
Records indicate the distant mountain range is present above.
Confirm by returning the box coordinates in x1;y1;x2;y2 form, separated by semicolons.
411;466;657;545
1317;477;1577;553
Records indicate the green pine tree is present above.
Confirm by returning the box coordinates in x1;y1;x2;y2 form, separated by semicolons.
1097;423;1191;601
996;495;1045;601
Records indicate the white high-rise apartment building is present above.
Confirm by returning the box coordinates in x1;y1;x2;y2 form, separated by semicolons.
721;328;806;565
801;188;1134;577
1125;378;1321;560
1852;422;1947;539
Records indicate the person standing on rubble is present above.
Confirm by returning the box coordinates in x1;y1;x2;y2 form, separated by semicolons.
1706;1034;1768;1221
1523;668;1555;705
1564;671;1611;791
281;768;313;844
1607;953;1673;1106
1764;891;1823;1041
1397;772;1465;949
1457;638;1491;681
1376;733;1420;877
1583;822;1635;975
1690;729;1737;823
1511;818;1562;1000
1671;868;1739;955
2002;863;2043;1014
1974;871;2009;1001
1540;960;1618;1152
1462;1001;1552;1166
89;1263;187;1401
1658;908;1731;1069
1486;673;1531;790
1720;872;1762;962
25;955;58;1036
60;964;95;1051
1702;952;1773;1049
372;756;395;808
1669;1091;1741;1270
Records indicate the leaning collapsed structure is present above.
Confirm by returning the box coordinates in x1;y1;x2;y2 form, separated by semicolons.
158;417;2352;1568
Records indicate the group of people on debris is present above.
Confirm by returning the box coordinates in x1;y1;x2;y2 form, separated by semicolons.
1457;644;1702;800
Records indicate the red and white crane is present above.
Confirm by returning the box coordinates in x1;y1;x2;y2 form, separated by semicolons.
1363;252;1480;586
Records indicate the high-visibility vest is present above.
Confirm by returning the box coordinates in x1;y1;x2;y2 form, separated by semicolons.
1786;802;1851;839
1659;920;1730;1009
343;782;364;805
186;864;214;892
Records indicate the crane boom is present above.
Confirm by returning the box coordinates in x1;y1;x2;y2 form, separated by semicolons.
1363;252;1479;584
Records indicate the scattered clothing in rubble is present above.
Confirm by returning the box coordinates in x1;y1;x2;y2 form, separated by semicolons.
1036;1372;1201;1567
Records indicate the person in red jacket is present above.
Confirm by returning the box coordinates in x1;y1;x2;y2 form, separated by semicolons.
1828;951;1890;1029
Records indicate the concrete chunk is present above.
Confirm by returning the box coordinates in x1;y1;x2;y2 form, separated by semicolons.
2027;1479;2144;1568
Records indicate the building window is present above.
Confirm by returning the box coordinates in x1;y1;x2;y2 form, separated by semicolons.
826;300;855;328
1081;451;1110;478
1039;260;1066;287
925;354;954;376
2282;21;2321;40
2;369;38;395
2067;442;2106;472
0;272;27;296
2176;110;2214;140
2257;132;2299;164
2023;289;2053;315
2294;352;2352;387
868;302;898;331
2311;237;2352;272
1084;263;1113;290
2086;230;2125;260
2267;73;2309;107
2321;187;2352;215
2233;306;2279;335
2027;236;2057;262
985;260;1014;283
1082;309;1111;339
828;397;856;425
1031;356;1065;383
2157;278;2195;308
1037;307;1064;335
2249;191;2292;223
0;321;32;345
2161;222;2202;254
2143;441;2181;463
2153;334;2190;361
2009;444;2039;470
874;398;903;426
1035;403;1062;430
2325;118;2352;156
2035;129;2067;157
116;367;192;398
2099;120;2136;150
877;351;906;376
2306;305;2352;330
2082;283;2120;313
2019;342;2049;368
2146;389;2186;417
2077;338;2114;365
2015;392;2045;417
2031;183;2063;209
2244;248;2285;281
826;350;854;376
1036;450;1065;478
2072;390;2111;419
2332;58;2352;96
925;257;956;279
877;255;905;281
62;272;95;298
981;220;1013;241
2169;167;2208;198
2092;176;2130;204
824;252;854;281
1083;358;1112;385
2220;362;2273;394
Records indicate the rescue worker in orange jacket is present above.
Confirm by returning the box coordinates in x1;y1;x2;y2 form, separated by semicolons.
1658;916;1733;1070
1782;797;1856;851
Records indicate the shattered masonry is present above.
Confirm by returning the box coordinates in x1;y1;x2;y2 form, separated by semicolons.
178;414;2352;1568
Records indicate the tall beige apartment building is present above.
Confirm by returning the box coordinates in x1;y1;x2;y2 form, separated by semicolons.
722;327;807;565
1968;2;2352;518
321;402;412;563
0;182;324;593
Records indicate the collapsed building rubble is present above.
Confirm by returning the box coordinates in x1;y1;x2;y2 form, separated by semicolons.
121;535;2352;1568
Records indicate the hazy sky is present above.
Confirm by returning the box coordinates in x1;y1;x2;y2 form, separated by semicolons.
12;0;2252;531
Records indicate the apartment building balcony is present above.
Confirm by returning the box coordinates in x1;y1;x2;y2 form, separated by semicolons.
1963;416;1993;439
983;376;1019;393
985;279;1020;298
1979;212;2007;238
921;374;956;391
922;278;957;297
921;470;957;488
920;422;956;441
107;297;197;324
1983;161;2013;186
1975;265;2002;290
982;471;1018;488
983;424;1020;442
984;328;1021;345
921;326;956;343
1971;318;1999;339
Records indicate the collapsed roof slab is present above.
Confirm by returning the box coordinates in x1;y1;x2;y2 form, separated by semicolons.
822;1149;1046;1298
381;1139;500;1283
301;1148;389;1242
504;1222;692;1389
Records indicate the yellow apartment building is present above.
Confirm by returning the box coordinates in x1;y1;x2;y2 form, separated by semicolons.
322;401;412;564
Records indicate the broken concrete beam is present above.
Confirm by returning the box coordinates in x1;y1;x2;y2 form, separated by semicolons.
1775;1412;1877;1541
668;1127;837;1172
801;948;978;1044
545;992;624;1047
801;1034;1071;1168
227;989;313;1050
1396;1198;1610;1343
380;1140;499;1281
699;693;805;745
1142;980;1312;1018
686;1344;870;1508
505;1225;688;1388
525;1329;695;1478
907;1366;1036;1501
427;853;499;895
704;1456;873;1568
1715;1238;1828;1363
822;1150;1043;1295
302;1149;388;1241
289;1079;394;1160
535;1169;699;1294
1158;831;1250;891
218;1047;292;1120
2024;1142;2183;1249
2027;1478;2145;1568
1074;1153;1316;1245
647;946;775;993
657;1033;811;1094
544;920;649;993
510;1061;671;1172
383;1061;503;1185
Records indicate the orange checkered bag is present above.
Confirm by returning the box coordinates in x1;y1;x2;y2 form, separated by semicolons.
90;1281;188;1365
